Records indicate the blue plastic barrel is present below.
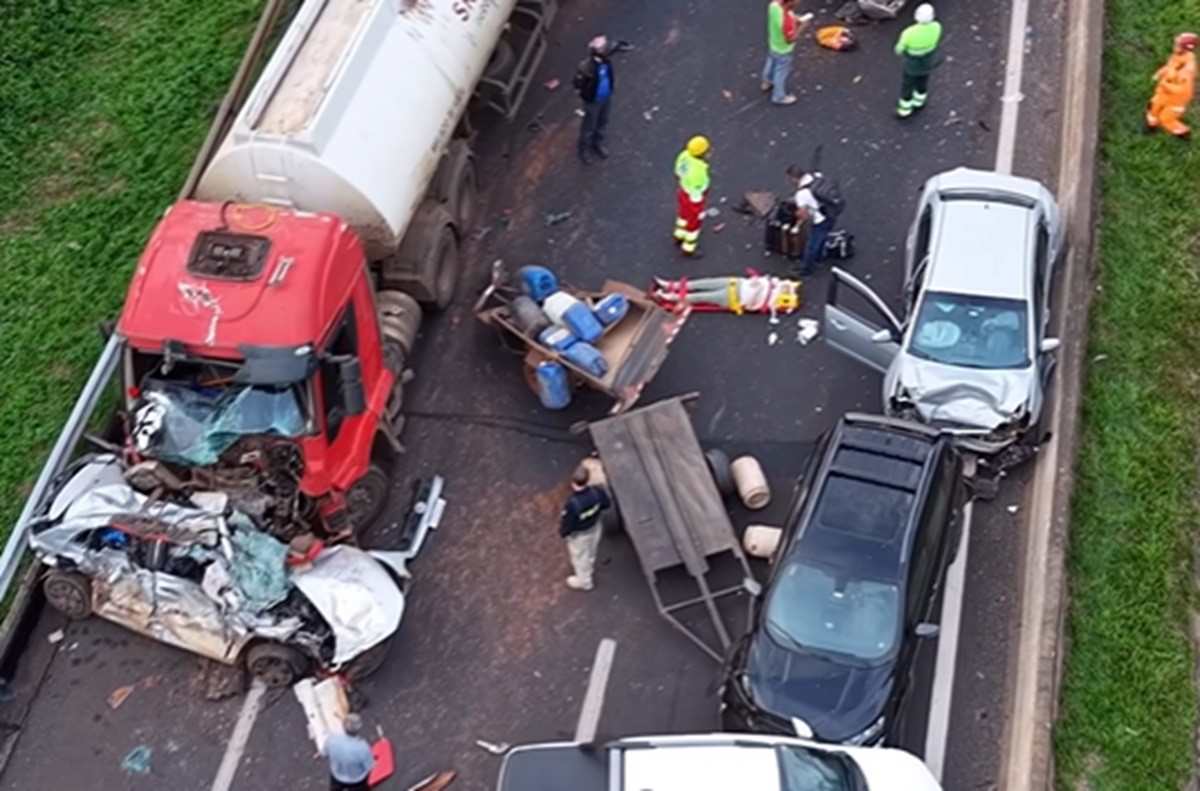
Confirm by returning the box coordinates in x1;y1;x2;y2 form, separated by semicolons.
538;325;578;352
593;293;629;326
562;303;603;343
563;342;609;378
534;361;572;410
518;265;559;304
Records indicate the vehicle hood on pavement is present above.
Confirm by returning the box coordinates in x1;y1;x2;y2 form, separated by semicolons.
290;545;404;665
744;632;892;743
888;356;1035;431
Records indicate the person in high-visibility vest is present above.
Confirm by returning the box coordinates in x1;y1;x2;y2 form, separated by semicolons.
674;136;711;258
1147;32;1198;138
894;4;943;118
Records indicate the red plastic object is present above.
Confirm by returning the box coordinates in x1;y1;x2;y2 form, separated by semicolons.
369;737;395;787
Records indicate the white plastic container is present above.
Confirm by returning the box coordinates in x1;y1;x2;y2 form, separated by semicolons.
731;455;771;510
743;525;782;559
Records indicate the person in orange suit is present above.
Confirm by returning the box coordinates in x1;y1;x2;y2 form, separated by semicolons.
1147;32;1198;138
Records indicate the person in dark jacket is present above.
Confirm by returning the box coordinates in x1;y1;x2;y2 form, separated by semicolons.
573;35;619;164
560;465;612;591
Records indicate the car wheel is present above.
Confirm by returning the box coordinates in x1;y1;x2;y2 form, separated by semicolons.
704;448;735;499
347;464;391;534
245;643;309;688
43;570;91;620
343;637;392;684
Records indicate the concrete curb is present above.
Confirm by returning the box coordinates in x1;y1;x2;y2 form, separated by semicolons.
999;0;1105;787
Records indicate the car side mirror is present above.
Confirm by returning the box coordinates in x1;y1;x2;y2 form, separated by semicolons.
338;357;366;417
1039;337;1061;353
870;328;895;344
914;622;939;639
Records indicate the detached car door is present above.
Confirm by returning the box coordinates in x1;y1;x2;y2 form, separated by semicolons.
822;267;904;373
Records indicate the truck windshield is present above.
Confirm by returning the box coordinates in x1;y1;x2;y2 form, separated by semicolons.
776;745;858;791
909;291;1030;370
133;379;305;466
764;561;900;662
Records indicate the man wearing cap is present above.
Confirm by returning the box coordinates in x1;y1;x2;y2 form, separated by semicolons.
560;465;612;591
325;713;376;791
1147;32;1198;138
673;135;711;258
573;36;618;164
894;4;943;118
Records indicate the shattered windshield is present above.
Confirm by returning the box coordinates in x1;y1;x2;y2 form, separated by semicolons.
133;380;305;466
909;291;1030;370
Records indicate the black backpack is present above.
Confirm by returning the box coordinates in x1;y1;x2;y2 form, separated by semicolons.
809;173;845;219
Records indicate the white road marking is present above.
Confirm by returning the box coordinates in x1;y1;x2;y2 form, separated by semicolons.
924;501;972;781
995;0;1033;174
575;638;617;744
211;679;268;791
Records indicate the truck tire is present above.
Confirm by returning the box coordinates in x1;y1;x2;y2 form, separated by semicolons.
434;141;478;230
383;201;460;310
704;448;736;499
484;39;516;81
347;463;391;534
376;290;423;360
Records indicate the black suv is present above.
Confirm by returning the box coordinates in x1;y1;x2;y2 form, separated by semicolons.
720;413;965;746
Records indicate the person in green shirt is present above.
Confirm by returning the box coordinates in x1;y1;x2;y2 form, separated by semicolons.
761;0;808;106
894;3;943;118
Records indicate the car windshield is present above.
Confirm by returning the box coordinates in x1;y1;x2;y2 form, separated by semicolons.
765;561;901;662
908;290;1030;369
776;745;857;791
133;379;306;466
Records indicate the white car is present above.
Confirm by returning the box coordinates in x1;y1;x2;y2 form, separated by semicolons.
496;732;942;791
823;167;1063;455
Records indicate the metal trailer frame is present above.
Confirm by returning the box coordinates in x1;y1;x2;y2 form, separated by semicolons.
477;0;559;121
585;396;758;662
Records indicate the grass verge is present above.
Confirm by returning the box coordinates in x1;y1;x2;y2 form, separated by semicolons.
0;0;263;535
1054;1;1200;788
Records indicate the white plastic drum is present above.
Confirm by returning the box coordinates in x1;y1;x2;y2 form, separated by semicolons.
731;455;771;510
743;525;782;559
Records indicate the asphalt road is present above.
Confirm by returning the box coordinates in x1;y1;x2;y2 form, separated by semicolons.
0;0;1070;789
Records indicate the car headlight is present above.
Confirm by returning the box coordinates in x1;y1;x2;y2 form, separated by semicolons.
845;715;886;746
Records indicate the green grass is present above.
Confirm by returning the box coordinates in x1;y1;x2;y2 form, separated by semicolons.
1054;2;1200;788
0;1;263;533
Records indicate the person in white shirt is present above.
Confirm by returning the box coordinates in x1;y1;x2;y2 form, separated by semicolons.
787;164;837;277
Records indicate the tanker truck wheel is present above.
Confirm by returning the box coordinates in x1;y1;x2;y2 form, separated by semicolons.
384;201;460;311
435;141;478;230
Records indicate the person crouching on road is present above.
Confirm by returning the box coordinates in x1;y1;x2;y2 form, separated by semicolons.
574;35;616;164
561;465;612;591
787;165;836;277
894;4;943;118
1147;32;1198;138
673;135;711;258
326;713;375;791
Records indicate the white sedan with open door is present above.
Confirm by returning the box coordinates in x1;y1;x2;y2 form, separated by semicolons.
822;167;1063;456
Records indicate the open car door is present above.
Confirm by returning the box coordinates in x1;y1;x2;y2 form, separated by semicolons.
822;267;904;374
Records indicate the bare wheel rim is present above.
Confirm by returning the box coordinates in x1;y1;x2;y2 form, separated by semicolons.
46;578;86;617
251;656;295;687
347;469;388;531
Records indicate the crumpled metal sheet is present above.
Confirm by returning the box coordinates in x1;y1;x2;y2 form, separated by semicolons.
890;356;1037;431
291;546;404;665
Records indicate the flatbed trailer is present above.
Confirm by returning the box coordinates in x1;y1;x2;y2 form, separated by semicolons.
585;396;757;662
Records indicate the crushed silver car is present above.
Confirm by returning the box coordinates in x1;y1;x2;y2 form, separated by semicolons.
823;167;1063;456
30;453;444;686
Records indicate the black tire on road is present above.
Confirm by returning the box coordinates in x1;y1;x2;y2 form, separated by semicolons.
436;141;478;230
245;642;309;688
347;463;391;534
343;637;392;683
43;570;91;620
705;448;736;499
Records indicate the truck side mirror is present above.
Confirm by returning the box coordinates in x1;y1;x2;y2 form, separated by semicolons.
339;357;366;417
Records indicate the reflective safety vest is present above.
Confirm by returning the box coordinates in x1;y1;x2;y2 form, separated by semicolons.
675;151;710;202
895;20;942;57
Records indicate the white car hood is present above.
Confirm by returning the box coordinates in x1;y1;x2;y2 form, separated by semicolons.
845;746;941;789
889;356;1035;431
291;546;404;665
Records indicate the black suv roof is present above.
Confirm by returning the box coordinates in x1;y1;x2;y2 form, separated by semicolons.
791;414;947;582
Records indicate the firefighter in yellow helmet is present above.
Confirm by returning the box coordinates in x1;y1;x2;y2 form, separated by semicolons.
673;136;711;258
1147;32;1198;138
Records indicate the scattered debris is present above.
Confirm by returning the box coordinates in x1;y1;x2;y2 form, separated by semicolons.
108;684;136;710
1092;353;1108;363
734;190;777;218
295;676;350;755
1006;504;1020;514
853;75;863;84
121;745;152;775
574;108;585;117
200;659;246;701
544;211;572;227
370;724;396;785
476;739;511;755
721;89;733;100
704;207;720;218
407;771;459;791
642;105;660;121
768;332;780;346
141;674;162;690
543;78;560;90
47;629;64;645
797;318;820;345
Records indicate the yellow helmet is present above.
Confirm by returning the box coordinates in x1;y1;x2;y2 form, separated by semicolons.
686;135;710;157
